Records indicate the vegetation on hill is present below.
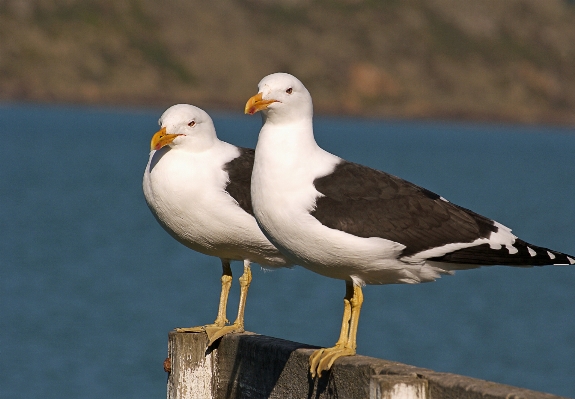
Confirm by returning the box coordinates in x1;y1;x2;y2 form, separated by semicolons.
1;0;575;124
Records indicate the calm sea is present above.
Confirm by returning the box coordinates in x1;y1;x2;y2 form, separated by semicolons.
1;103;574;398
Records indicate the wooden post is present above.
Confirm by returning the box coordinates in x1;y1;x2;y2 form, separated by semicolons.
166;331;215;399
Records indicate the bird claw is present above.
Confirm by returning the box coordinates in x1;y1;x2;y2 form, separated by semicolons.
205;323;245;346
309;348;326;378
175;325;210;333
175;323;244;345
175;320;227;334
309;346;355;378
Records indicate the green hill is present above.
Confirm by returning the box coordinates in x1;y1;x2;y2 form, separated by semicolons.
1;0;575;124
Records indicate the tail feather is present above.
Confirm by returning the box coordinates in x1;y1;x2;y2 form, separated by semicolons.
429;239;575;266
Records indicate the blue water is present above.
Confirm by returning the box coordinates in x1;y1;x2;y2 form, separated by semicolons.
1;103;574;398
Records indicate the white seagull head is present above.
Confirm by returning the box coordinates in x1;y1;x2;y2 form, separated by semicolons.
150;104;217;152
245;72;313;124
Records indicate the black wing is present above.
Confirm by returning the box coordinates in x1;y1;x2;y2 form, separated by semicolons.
312;161;575;266
311;160;499;258
223;147;255;216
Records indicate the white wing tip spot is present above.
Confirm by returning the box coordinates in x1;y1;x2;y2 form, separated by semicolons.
506;245;518;255
568;256;575;265
440;196;450;203
527;247;536;257
547;251;556;259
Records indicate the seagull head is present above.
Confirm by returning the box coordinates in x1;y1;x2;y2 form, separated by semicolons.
150;104;217;151
244;73;313;123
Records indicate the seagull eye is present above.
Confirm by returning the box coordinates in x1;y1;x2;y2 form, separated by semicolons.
286;88;293;94
188;121;196;127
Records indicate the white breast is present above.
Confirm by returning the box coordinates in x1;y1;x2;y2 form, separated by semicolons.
143;141;287;267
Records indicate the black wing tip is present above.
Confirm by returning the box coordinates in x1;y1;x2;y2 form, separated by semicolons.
514;239;575;266
430;240;575;267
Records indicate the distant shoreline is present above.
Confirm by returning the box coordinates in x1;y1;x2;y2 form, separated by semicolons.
3;98;574;128
2;0;575;127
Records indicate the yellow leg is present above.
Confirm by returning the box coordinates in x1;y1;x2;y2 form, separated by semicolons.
213;260;233;326
346;284;363;352
176;259;233;333
233;259;253;328
310;281;364;378
309;283;352;373
204;260;252;345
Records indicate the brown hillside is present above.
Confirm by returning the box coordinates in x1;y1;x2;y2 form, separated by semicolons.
1;0;575;124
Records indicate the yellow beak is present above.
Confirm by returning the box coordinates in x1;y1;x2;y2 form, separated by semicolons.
244;92;278;115
150;127;182;151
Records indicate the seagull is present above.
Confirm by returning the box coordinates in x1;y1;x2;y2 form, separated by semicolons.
143;104;290;345
244;72;575;377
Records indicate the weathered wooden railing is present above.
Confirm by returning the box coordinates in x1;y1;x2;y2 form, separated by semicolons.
165;331;567;399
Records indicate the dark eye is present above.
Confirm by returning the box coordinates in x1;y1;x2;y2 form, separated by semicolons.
286;88;293;94
188;121;196;127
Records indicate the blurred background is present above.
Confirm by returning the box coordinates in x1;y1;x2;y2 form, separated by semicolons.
1;1;575;398
2;0;575;123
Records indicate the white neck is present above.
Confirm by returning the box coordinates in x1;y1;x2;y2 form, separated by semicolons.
173;131;218;153
252;116;340;212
